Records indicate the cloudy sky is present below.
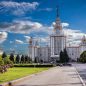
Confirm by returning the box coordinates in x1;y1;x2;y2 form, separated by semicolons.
0;0;86;54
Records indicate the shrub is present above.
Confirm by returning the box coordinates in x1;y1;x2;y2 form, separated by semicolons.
14;64;53;67
0;55;14;73
4;57;13;67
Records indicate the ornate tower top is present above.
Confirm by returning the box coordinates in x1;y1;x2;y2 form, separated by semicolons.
53;6;62;34
29;37;33;46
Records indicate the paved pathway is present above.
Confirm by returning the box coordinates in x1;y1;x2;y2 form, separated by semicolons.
15;67;83;86
73;63;86;85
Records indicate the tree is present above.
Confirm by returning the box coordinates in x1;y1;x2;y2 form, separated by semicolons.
59;49;69;63
34;57;38;63
59;51;64;63
40;59;43;63
79;51;86;63
28;56;32;63
64;49;69;63
21;55;25;63
15;54;20;64
2;52;7;59
0;56;4;66
9;53;14;63
25;55;28;63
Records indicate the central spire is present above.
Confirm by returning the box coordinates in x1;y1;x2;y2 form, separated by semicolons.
56;5;59;18
54;6;62;34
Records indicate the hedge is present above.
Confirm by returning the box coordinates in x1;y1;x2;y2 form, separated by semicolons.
14;64;53;67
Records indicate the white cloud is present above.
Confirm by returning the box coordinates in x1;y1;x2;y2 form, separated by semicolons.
15;39;24;44
24;36;31;42
0;20;43;34
63;28;86;46
0;1;39;15
0;20;86;47
31;22;86;47
0;32;8;43
0;20;53;35
62;22;69;27
39;8;53;12
29;25;53;35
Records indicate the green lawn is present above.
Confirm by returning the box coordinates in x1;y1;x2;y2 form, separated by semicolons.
0;67;49;84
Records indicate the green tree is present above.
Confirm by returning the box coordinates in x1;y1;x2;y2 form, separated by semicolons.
59;49;69;63
2;52;7;59
34;57;38;63
59;51;64;63
64;49;69;63
79;51;86;63
4;56;13;67
21;55;25;63
40;59;43;63
15;54;20;64
28;56;32;63
9;53;14;63
25;55;28;63
0;56;4;66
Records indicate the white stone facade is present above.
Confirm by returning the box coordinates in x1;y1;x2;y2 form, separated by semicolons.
38;46;50;62
28;14;86;62
50;16;66;61
66;36;86;61
66;47;80;61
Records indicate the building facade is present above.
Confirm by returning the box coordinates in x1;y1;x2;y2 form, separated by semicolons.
28;10;86;62
50;11;66;62
37;46;50;62
66;46;80;61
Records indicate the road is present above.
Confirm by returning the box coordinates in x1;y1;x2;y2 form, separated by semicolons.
15;67;82;86
73;63;86;85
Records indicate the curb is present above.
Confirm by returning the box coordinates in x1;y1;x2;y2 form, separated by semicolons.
0;67;54;86
75;67;86;86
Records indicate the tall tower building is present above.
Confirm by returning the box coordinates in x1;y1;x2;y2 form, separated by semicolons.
29;37;33;60
50;7;66;62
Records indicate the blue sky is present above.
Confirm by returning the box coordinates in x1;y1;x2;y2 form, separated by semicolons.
0;0;86;54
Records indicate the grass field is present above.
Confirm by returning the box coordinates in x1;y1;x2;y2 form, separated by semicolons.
0;67;49;84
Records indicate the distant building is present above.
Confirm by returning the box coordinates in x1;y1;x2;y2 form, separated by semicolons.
37;46;50;62
28;8;86;63
28;38;50;62
50;10;66;62
28;37;33;60
66;46;80;61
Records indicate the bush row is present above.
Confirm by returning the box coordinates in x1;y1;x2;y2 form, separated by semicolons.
0;64;13;73
14;64;53;67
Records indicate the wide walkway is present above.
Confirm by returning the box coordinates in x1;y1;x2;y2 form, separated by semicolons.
73;63;86;85
15;67;83;86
